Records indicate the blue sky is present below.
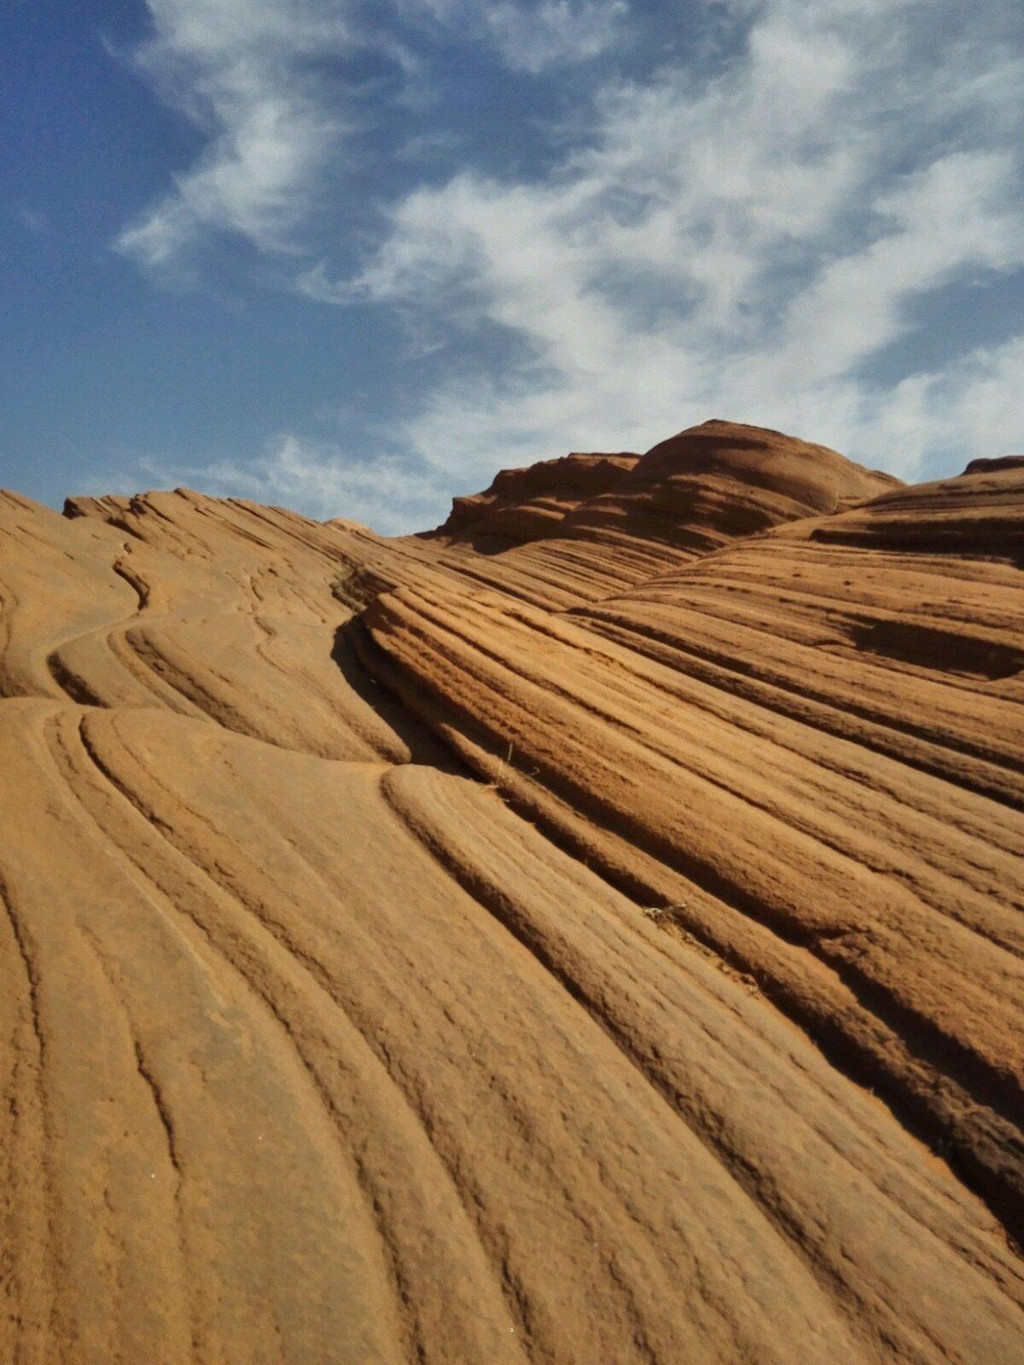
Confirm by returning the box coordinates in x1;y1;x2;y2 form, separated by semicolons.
2;0;1023;532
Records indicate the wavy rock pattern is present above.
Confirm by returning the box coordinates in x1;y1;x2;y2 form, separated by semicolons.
1;421;1023;1364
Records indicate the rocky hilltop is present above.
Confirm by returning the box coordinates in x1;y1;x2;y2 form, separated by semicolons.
1;420;1023;1364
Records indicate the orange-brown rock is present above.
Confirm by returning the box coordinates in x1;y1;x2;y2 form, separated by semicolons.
434;450;640;544
1;421;1023;1365
561;418;900;552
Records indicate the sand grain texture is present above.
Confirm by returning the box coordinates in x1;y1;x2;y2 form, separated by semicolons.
1;420;1023;1363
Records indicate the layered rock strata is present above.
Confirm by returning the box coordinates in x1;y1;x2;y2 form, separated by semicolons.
1;421;1022;1365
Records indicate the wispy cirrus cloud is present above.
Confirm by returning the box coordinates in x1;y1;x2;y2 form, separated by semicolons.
114;0;356;277
113;0;1024;530
391;0;627;71
128;434;449;534
115;0;626;279
15;204;53;236
335;0;1024;486
475;0;628;74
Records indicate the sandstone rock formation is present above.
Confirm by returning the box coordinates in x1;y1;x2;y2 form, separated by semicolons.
1;420;1022;1364
430;449;640;543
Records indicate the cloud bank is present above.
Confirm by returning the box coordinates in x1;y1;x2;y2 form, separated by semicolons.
117;0;1024;526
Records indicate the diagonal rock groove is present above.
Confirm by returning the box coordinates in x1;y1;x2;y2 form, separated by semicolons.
330;617;465;770
2;421;1023;1364
355;607;1024;1240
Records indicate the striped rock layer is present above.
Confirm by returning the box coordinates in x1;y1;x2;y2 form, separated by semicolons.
1;421;1022;1364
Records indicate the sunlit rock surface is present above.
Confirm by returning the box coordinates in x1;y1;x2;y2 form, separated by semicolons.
2;421;1022;1364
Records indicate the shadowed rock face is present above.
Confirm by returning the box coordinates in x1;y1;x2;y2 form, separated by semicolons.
1;421;1023;1365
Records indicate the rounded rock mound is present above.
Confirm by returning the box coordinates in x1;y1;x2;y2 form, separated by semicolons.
563;419;902;555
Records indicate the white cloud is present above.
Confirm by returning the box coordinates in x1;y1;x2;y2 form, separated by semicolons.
484;1;628;73
133;435;450;533
15;205;52;236
396;0;626;71
337;0;1024;485
114;0;1024;504
768;151;1024;385
115;0;626;278
115;0;354;276
862;336;1024;476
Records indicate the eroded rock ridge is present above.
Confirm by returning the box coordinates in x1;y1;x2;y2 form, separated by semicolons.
1;420;1022;1364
